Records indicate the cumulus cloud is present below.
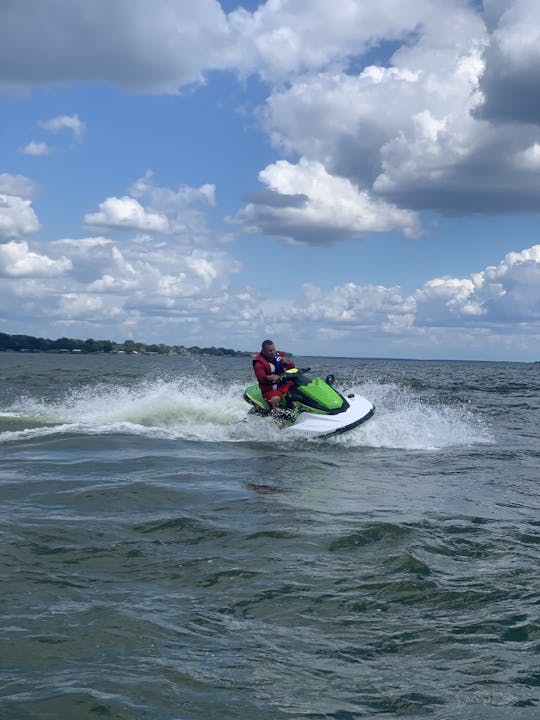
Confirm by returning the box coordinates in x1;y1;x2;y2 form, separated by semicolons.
129;172;217;241
254;2;500;221
131;173;216;210
0;0;461;92
0;228;246;344
0;240;71;277
2;204;539;356
0;0;231;93
0;174;245;342
85;243;239;301
226;0;430;81
415;244;540;325
297;281;415;328
21;141;51;156
39;114;85;139
237;0;540;230
80;175;232;301
84;197;170;233
51;236;117;284
0;173;37;199
56;293;106;319
3;0;540;230
286;244;540;340
83;174;222;242
234;158;419;244
2;1;540;355
478;0;540;125
0;194;41;241
0;174;41;243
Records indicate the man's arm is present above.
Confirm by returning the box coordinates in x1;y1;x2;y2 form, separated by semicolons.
254;360;276;385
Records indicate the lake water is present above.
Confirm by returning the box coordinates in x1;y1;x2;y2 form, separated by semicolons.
1;353;539;719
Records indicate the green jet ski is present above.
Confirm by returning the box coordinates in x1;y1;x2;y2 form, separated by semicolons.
243;367;375;438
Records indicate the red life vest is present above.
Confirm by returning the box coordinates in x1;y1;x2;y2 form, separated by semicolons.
253;351;294;390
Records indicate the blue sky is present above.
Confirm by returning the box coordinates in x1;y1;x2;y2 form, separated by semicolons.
1;0;540;361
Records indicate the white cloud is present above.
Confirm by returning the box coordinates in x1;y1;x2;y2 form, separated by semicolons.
0;0;468;92
0;240;71;277
479;0;540;124
131;172;216;209
0;173;37;199
87;245;240;300
298;281;414;325
4;1;540;224
47;176;243;322
49;237;117;285
515;143;540;170
19;171;245;333
415;277;484;324
256;3;499;219
235;158;419;245
0;220;247;346
56;293;106;319
242;0;540;224
129;172;217;241
2;1;540;357
53;236;113;250
38;114;85;139
2;216;539;357
227;0;438;82
6;0;417;92
276;244;540;343
478;245;540;320
84;196;170;233
0;0;231;93
0;194;41;241
21;140;51;156
83;174;222;241
416;245;540;325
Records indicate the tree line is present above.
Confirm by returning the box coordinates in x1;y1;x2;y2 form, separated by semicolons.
0;332;251;356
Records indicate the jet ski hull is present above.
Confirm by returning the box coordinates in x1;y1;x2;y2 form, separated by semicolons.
243;380;374;438
285;395;374;437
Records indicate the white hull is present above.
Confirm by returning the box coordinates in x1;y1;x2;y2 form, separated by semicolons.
285;395;374;438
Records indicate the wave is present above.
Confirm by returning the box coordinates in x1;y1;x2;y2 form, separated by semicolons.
0;374;493;450
335;379;493;450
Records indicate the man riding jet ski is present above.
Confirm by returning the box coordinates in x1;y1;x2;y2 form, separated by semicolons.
244;340;375;438
252;339;296;416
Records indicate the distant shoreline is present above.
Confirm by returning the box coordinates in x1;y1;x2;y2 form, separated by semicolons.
0;332;251;357
0;332;536;363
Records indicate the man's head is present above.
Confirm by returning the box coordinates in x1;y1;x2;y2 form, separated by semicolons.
261;339;276;359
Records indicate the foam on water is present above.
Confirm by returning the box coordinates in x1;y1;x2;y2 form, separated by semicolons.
332;379;494;450
0;376;246;444
0;374;493;449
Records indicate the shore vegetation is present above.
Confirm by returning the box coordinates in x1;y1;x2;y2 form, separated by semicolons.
0;332;251;356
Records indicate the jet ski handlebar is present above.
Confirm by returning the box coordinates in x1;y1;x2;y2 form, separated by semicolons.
278;367;310;379
279;368;336;387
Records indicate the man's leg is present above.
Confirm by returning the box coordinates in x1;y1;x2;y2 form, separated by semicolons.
269;395;282;415
262;390;283;416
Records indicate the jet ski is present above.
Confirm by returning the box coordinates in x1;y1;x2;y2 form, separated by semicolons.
243;367;375;438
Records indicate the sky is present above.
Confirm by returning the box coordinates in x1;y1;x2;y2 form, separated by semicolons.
1;0;540;361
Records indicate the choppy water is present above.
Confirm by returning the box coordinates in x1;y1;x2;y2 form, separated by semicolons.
1;353;539;719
